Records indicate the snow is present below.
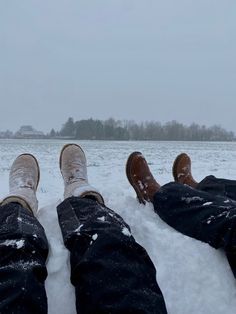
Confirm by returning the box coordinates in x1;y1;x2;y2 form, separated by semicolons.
1;139;236;314
1;239;25;249
92;233;98;241
97;216;105;222
74;224;83;233
181;196;204;204
203;202;213;206
122;227;132;237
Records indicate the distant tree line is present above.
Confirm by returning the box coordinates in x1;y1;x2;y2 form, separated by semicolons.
48;117;236;141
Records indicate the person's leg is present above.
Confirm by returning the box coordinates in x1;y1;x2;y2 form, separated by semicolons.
154;182;236;277
126;152;236;279
58;144;167;314
58;197;167;314
0;203;48;314
0;154;48;314
197;175;236;201
173;152;236;200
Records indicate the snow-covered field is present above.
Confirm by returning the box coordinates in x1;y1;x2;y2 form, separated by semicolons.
1;139;236;314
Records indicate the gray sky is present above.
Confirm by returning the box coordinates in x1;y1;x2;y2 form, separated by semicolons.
0;0;236;133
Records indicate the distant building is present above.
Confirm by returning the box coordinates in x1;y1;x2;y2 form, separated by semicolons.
0;130;13;138
15;125;45;138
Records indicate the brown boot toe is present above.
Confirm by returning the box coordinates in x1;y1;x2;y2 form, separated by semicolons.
126;152;160;204
172;153;198;187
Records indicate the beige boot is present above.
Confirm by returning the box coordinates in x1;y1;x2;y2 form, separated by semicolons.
1;154;40;214
60;144;104;204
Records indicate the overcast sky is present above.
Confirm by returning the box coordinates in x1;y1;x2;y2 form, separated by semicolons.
0;0;236;133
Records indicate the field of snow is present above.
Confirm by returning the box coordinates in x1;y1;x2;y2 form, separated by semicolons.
0;139;236;314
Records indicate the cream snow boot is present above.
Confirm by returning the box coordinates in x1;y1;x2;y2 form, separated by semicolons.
1;154;39;214
59;144;104;204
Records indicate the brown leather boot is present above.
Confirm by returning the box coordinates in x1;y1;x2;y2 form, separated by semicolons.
126;152;160;204
172;153;198;187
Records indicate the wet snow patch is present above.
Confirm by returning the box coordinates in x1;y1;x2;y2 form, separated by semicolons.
1;239;25;249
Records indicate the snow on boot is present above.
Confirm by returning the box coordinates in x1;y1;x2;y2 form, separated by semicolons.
1;154;40;214
59;143;104;204
172;153;198;188
126;152;160;204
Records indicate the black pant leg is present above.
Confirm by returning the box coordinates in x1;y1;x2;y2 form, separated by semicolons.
57;197;167;314
154;182;236;278
0;203;49;314
197;175;236;200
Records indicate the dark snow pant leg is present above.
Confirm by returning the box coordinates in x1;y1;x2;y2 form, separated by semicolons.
57;197;167;314
197;175;236;201
153;182;236;278
0;203;49;314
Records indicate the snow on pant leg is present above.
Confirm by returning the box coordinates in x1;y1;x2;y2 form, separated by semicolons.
57;197;167;314
197;175;236;200
153;182;236;278
0;203;49;314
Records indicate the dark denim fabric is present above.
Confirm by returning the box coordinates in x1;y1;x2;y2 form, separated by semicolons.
57;197;167;314
154;178;236;278
0;203;48;314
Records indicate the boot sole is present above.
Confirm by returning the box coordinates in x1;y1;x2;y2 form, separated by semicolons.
59;143;86;173
126;152;146;204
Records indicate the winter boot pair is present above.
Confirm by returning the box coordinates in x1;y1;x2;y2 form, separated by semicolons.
1;144;104;214
126;152;198;204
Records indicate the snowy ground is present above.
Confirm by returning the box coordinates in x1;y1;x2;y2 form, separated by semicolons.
1;139;236;314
